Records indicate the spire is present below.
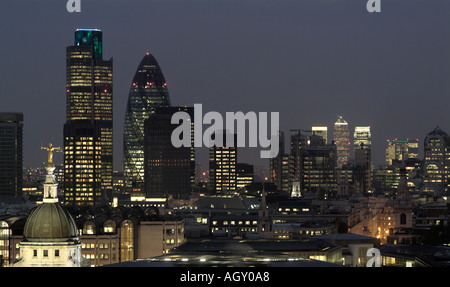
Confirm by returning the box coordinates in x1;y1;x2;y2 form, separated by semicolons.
41;143;61;203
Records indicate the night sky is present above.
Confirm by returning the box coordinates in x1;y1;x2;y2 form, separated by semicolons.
1;0;449;171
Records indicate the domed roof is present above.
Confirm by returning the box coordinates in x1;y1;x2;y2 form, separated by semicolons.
23;203;79;242
425;126;450;146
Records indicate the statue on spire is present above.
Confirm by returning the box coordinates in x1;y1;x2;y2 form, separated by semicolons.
41;143;61;167
40;143;60;202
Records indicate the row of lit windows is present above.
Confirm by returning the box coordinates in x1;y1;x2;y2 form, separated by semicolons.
82;243;113;249
212;220;257;226
83;253;111;260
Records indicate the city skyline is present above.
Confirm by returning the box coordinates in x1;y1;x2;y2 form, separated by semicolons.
1;0;449;170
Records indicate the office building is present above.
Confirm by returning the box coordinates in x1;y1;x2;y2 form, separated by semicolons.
302;141;337;199
385;138;419;166
64;28;113;206
123;53;171;193
236;163;254;190
270;131;290;192
422;127;450;194
354;126;371;194
0;113;23;198
289;131;310;192
312;126;328;144
144;106;194;199
209;132;237;194
333;116;350;168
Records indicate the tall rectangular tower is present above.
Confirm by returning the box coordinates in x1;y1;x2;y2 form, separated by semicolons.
0;113;23;198
144;106;195;199
64;29;113;206
354;126;371;194
333;116;350;168
209;131;237;194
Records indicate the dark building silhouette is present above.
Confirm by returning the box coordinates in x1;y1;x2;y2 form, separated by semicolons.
144;106;194;199
0;113;23;198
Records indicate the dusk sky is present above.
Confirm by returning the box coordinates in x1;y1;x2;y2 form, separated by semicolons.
1;0;449;171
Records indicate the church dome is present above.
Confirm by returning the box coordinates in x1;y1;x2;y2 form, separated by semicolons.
23;203;79;242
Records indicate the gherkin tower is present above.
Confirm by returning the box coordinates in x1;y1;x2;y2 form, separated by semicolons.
123;53;171;192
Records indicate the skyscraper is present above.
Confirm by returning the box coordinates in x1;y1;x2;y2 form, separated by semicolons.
422;127;450;194
144;106;194;199
209;131;237;194
123;53;171;193
236;163;254;190
312;126;328;144
64;29;113;206
0;113;23;198
354;126;371;150
302;141;337;199
354;126;371;194
289;131;310;191
385;138;419;166
270;131;290;192
333;116;350;168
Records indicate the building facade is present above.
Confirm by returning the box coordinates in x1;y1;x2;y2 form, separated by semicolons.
0;113;23;198
209;132;237;194
123;53;171;194
333;116;350;168
64;28;113;206
144;106;194;199
385;138;419;166
13;145;83;267
422;127;450;194
354;126;372;194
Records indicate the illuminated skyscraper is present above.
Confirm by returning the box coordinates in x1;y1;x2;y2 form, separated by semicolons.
0;113;23;198
422;127;450;194
312;126;328;144
354;126;371;194
354;126;371;150
333;116;350;168
64;29;113;206
385;138;419;166
209;131;237;194
123;53;170;193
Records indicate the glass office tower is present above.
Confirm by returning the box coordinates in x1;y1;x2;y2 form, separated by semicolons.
123;53;171;193
64;29;113;206
144;107;195;199
0;113;23;198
